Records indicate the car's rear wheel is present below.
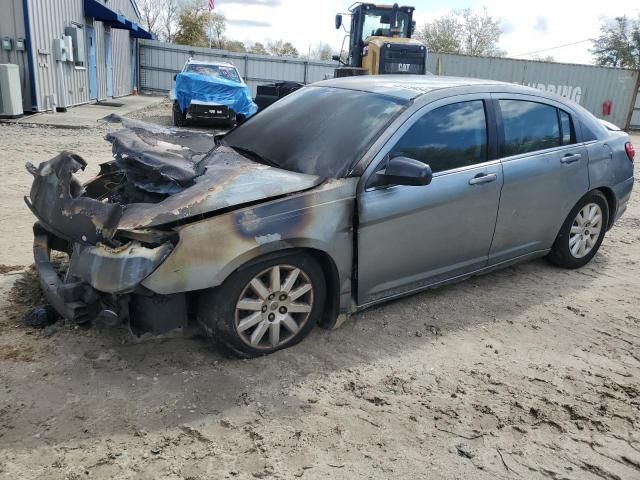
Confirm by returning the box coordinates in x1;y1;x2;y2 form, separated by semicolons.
198;252;325;358
172;102;187;127
547;190;609;269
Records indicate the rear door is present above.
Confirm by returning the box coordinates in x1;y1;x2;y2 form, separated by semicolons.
356;95;503;306
488;95;589;264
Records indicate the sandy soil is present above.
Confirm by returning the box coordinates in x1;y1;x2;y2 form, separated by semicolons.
1;109;639;479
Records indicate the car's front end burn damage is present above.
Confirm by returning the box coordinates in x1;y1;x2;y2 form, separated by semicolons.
25;118;337;336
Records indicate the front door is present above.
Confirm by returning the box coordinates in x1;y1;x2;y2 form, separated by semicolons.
86;26;97;100
488;95;590;264
104;31;113;97
357;97;503;306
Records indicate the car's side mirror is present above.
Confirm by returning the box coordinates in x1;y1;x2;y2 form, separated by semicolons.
411;21;417;36
335;14;343;29
373;156;433;187
173;74;177;81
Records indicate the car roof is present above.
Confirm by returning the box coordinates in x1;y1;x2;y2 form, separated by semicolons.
186;59;236;68
313;75;519;100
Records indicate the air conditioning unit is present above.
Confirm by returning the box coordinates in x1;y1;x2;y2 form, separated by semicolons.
0;64;24;118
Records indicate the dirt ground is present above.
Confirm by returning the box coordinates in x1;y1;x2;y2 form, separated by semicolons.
1;105;640;480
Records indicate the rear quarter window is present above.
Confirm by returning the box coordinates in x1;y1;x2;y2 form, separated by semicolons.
559;110;576;145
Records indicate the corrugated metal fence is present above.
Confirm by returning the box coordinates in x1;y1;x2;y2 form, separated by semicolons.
139;40;336;97
139;40;640;129
428;53;640;129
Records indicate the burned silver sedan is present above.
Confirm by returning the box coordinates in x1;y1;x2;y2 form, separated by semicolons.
26;76;635;357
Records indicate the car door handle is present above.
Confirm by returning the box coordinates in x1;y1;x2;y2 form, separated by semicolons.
469;173;497;185
561;153;582;164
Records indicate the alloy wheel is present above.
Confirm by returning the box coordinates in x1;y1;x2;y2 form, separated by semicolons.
234;265;314;349
569;203;603;259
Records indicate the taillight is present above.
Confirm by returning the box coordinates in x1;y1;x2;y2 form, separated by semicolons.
625;142;635;162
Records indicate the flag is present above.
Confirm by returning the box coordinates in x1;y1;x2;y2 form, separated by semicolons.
208;0;215;11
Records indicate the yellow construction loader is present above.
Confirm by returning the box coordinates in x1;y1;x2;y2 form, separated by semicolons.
334;3;427;77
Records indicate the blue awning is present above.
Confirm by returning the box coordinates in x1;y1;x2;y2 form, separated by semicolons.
84;0;153;39
128;21;154;40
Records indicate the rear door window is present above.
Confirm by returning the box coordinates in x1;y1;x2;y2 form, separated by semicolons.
499;100;561;156
390;100;488;174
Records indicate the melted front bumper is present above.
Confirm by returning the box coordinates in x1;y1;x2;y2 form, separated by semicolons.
32;223;186;335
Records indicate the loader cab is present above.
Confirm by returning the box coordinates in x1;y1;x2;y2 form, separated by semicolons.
335;3;425;77
358;5;412;41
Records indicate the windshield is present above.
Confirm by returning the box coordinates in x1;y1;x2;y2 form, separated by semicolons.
185;64;241;83
222;86;407;178
362;8;410;41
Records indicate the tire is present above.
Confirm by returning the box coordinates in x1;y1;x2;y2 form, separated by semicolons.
172;102;187;127
547;190;609;269
197;252;326;358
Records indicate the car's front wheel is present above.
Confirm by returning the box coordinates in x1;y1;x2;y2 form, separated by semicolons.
198;252;325;358
547;190;609;269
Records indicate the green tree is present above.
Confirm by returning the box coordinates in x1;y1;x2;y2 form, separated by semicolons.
267;40;299;57
416;7;504;56
591;16;640;68
174;2;208;47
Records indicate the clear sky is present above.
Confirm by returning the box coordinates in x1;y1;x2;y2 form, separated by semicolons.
214;0;640;64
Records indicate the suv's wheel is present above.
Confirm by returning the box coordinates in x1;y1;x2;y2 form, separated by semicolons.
547;190;609;269
172;102;187;127
198;252;325;358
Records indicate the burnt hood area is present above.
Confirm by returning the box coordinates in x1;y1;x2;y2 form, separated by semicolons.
25;117;323;246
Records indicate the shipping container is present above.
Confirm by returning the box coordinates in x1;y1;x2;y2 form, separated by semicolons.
428;53;640;130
